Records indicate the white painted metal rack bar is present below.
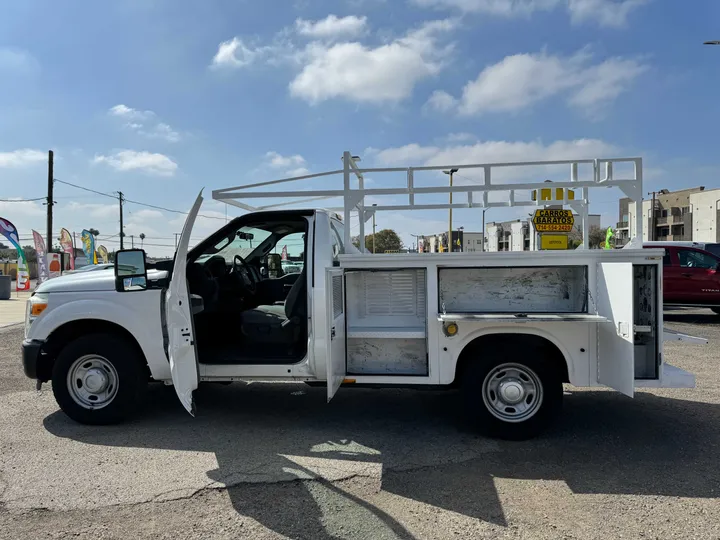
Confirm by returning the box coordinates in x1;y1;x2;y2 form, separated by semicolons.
213;151;645;251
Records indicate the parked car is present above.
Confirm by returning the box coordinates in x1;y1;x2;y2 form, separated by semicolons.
644;243;720;313
644;241;720;258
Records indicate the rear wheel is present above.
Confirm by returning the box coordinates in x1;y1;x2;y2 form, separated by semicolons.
461;347;563;440
52;334;148;425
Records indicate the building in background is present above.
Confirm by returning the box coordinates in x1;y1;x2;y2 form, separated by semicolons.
417;213;600;253
486;214;600;252
418;230;466;253
616;186;720;246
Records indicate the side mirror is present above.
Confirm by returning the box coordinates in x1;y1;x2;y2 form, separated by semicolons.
114;249;148;292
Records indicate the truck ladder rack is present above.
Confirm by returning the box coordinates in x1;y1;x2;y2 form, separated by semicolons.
213;151;644;251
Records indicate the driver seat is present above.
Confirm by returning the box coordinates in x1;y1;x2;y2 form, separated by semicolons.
240;268;307;346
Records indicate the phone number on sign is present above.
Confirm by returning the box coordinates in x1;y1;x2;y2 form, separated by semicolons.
536;224;573;232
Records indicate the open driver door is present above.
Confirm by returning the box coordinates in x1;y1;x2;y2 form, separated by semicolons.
166;190;203;415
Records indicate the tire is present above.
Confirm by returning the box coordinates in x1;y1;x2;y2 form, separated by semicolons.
51;333;148;425
711;308;720;315
461;346;563;440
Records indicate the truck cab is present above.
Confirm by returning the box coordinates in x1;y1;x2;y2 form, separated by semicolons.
22;198;346;421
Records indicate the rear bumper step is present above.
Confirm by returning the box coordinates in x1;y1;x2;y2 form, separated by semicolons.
635;364;696;389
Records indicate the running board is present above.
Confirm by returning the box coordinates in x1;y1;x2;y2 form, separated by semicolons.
663;328;708;344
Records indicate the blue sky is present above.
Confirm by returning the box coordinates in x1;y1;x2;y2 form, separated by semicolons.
1;0;719;256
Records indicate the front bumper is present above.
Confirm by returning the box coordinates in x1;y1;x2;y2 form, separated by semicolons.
21;339;44;379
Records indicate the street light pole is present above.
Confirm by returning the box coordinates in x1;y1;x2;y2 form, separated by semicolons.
371;203;377;254
443;168;459;252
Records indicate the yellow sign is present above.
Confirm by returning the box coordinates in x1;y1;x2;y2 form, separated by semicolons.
540;234;569;250
532;209;575;232
532;188;575;202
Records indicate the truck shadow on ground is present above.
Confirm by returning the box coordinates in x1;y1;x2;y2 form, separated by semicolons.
664;310;720;325
43;384;720;538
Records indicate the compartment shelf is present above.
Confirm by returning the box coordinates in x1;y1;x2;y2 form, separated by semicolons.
347;326;426;339
438;313;608;323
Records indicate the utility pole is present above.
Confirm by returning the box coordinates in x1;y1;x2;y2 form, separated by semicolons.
371;203;377;254
46;150;54;251
174;233;179;250
118;191;125;249
130;235;134;249
443;168;458;252
648;191;656;241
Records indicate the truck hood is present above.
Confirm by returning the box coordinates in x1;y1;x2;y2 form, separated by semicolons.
36;269;169;293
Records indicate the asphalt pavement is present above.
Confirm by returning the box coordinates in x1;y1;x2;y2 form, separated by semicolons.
1;310;720;539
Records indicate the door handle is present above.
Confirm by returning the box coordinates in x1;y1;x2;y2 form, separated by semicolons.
681;273;693;277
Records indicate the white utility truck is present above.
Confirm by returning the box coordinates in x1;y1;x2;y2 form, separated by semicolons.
21;153;706;439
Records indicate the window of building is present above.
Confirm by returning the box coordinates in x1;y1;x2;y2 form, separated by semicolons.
677;249;718;269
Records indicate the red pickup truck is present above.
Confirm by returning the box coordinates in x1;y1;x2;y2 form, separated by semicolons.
644;244;720;313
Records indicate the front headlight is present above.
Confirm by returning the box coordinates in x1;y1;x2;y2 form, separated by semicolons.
25;293;49;338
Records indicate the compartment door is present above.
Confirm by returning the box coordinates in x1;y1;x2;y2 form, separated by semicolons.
596;262;635;397
325;268;346;402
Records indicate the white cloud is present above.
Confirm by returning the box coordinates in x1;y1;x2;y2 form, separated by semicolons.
265;151;306;168
296;15;368;39
289;19;456;104
568;0;648;28
425;89;457;112
92;150;178;176
412;0;647;27
65;202;118;220
285;167;311;177
444;132;478;142
567;56;649;108
107;105;181;142
0;149;46;168
430;49;646;116
0;199;45;218
0;48;39;74
372;138;619;180
211;37;264;68
127;209;164;221
109;104;153;120
412;0;558;15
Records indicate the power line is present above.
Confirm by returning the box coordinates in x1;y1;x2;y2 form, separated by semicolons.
0;197;46;202
55;178;229;222
123;197;227;221
54;179;117;200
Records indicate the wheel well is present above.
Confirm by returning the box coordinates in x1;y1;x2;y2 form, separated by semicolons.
39;319;151;382
453;333;570;386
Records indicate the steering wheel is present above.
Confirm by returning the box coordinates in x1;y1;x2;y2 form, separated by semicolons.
233;254;257;294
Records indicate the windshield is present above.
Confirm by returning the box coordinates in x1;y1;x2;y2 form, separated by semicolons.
197;226;272;263
702;244;720;258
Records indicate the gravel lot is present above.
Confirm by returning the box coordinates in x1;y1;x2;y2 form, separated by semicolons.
1;310;719;539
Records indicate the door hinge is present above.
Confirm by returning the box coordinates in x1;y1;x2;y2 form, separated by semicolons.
331;326;336;339
618;321;630;338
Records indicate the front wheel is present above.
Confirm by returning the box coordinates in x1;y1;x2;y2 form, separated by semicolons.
51;334;148;425
462;354;563;440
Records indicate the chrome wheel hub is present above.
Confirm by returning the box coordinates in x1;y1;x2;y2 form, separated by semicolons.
498;379;525;404
482;363;543;423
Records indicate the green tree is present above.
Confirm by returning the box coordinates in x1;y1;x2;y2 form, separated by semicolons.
568;224;607;249
353;229;403;253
